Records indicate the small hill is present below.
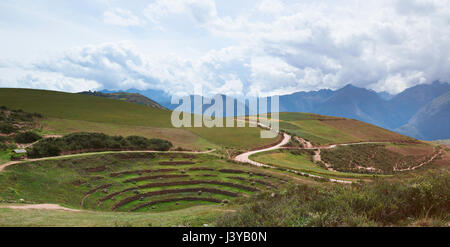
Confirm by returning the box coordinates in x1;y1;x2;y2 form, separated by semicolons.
0;88;171;128
104;88;175;110
79;91;166;109
278;112;415;146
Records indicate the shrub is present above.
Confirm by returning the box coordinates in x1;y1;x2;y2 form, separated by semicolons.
0;123;17;134
0;143;9;151
216;172;449;227
14;131;42;144
26;132;172;158
10;153;26;160
0;136;11;143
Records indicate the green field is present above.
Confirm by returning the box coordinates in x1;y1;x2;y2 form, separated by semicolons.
250;150;380;179
0;88;278;151
0;150;11;164
278;112;414;145
0;204;227;227
0;152;296;213
0;150;316;226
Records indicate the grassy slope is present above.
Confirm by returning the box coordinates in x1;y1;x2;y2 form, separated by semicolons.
278;112;414;145
0;151;310;226
216;171;449;227
0;204;226;227
0;153;295;211
0;88;276;151
251;150;381;179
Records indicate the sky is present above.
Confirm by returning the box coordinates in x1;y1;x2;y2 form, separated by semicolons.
0;0;450;97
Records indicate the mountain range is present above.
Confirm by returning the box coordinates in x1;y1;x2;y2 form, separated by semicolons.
101;81;450;140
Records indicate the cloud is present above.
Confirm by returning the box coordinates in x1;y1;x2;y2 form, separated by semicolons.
197;0;450;94
2;0;450;96
396;0;437;16
29;41;245;96
0;67;100;92
103;8;144;27
143;0;217;25
257;0;286;15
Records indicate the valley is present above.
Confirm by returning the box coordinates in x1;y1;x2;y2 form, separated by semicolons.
0;88;448;227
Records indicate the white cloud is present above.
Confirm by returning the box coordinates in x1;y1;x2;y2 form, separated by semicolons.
2;0;450;96
103;8;144;27
143;0;218;25
257;0;285;15
0;67;101;92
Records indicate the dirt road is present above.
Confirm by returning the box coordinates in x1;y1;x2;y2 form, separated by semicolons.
0;204;81;212
234;133;291;167
233;133;352;184
0;149;216;172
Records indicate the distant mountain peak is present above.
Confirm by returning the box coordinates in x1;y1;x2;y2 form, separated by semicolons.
342;83;356;88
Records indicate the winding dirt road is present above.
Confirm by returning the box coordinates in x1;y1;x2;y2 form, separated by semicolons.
0;203;81;212
233;132;353;184
234;133;291;167
0;149;216;172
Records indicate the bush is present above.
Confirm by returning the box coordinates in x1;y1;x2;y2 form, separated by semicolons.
0;136;11;143
27;132;173;158
10;153;26;161
0;143;10;151
0;123;17;134
216;172;450;227
14;131;42;144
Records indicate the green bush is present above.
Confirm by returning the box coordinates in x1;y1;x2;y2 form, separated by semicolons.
0;136;11;143
0;143;10;151
10;152;26;160
0;123;17;134
216;172;449;226
14;131;42;144
27;132;173;158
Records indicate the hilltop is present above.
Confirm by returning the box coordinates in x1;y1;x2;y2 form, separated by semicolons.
79;91;166;110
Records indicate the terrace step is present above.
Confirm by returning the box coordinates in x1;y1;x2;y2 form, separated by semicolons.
131;197;222;212
112;187;239;210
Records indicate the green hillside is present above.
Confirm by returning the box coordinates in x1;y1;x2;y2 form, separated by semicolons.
0;88;171;127
278;112;415;145
0;88;278;151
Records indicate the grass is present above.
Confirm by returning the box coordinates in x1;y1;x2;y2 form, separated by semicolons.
0;150;12;165
278;112;414;145
0;88;171;127
0;88;277;151
42;118;213;150
216;171;450;227
321;144;440;173
281;120;355;145
250;150;381;179
0;151;319;226
0;152;292;214
0;204;227;227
